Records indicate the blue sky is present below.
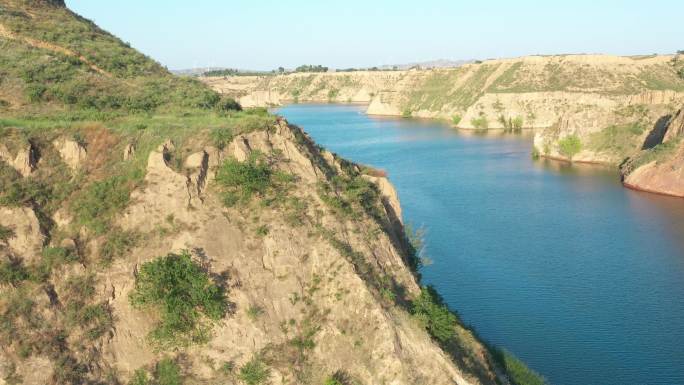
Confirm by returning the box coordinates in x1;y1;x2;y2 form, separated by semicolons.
67;0;684;70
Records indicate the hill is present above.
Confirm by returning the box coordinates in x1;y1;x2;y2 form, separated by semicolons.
0;1;543;384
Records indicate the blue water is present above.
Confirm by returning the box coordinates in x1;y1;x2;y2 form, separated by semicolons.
276;104;684;385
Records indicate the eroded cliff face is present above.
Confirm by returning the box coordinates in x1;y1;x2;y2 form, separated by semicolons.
621;107;684;197
203;55;684;195
0;120;500;385
203;55;684;129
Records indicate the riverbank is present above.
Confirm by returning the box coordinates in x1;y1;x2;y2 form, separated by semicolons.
276;103;684;385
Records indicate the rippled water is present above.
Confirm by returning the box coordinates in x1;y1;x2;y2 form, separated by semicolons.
276;104;684;385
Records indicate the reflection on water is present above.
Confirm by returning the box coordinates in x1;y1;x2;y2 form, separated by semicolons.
277;104;684;385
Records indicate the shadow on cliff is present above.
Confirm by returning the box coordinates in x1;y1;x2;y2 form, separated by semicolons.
642;114;672;150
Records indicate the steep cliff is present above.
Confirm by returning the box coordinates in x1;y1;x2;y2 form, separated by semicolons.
621;107;684;197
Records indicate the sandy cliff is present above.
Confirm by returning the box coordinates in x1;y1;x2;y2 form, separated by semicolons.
0;119;501;385
203;54;684;196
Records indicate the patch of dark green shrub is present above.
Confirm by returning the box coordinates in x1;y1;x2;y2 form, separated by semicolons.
0;257;29;286
216;152;292;206
129;251;228;348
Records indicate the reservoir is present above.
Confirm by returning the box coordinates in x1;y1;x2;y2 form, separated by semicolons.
277;103;684;385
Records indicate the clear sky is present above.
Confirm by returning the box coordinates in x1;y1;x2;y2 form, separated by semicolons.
67;0;684;71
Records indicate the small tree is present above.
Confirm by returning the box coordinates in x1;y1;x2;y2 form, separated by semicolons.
558;135;582;161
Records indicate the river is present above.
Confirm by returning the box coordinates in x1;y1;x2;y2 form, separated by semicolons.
276;103;684;385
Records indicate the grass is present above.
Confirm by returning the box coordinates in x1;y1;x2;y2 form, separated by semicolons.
470;116;489;129
491;349;548;385
216;151;294;207
622;138;681;175
129;251;228;349
238;356;270;385
411;286;458;344
588;122;645;158
0;257;30;287
71;175;131;234
246;304;264;320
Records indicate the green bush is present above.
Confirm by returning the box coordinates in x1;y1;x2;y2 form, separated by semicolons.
512;116;524;130
210;127;233;150
155;359;182;385
216;153;273;205
471;116;489;129
452;115;462;125
239;357;270;385
558;135;582;160
412;286;457;343
129;251;228;348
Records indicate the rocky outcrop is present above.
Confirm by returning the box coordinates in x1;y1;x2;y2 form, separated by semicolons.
0;143;36;177
53;137;87;169
621;107;684;197
104;121;498;385
0;206;45;263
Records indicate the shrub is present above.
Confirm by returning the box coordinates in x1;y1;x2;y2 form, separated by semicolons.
412;286;457;343
491;348;548;385
216;153;273;205
246;304;264;320
0;178;52;207
512;116;524;130
32;246;80;280
0;224;14;243
324;377;344;385
216;97;242;112
452;115;462;125
239;357;270;385
210;127;233;150
129;251;228;348
470;116;489;129
129;369;149;385
0;257;29;286
100;229;139;264
558;135;582;160
155;358;182;385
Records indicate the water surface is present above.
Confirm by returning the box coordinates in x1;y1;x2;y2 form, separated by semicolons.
276;104;684;385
